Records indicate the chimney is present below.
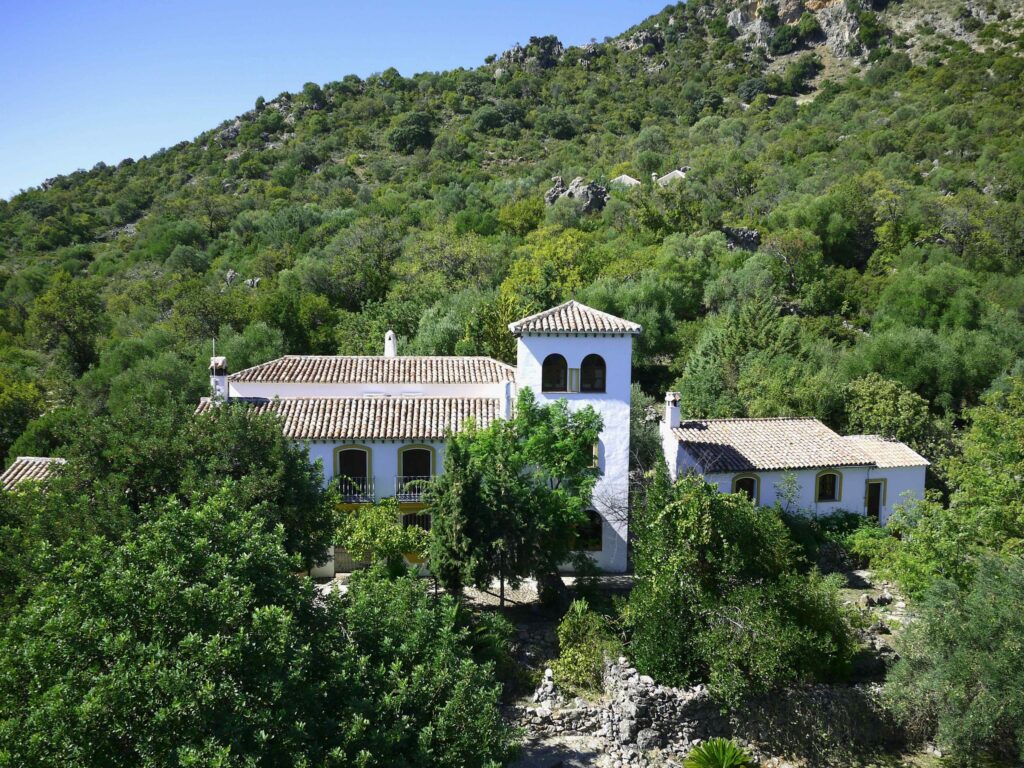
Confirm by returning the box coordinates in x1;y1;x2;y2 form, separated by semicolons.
664;391;681;429
383;330;397;358
651;172;658;182
210;356;228;401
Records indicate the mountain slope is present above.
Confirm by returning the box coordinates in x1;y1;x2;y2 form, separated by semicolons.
1;0;1023;465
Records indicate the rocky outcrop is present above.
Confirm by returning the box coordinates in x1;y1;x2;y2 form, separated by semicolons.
544;176;609;213
615;29;665;53
817;1;861;57
521;659;901;766
501;35;565;69
722;226;761;251
725;0;861;59
727;3;774;48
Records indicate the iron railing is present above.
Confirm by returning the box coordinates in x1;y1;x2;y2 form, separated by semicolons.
337;477;374;502
395;475;432;502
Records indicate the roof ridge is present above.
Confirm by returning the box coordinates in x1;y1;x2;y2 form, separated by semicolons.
508;299;641;335
678;416;822;423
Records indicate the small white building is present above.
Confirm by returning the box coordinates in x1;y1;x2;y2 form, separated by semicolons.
654;167;689;186
609;174;641;188
659;393;928;524
198;300;641;575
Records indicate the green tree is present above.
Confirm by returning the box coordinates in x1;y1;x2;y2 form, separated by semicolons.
851;376;1024;596
388;111;434;153
25;271;104;375
0;485;514;767
843;373;936;451
427;389;601;603
0;380;44;463
627;468;854;705
337;496;426;573
884;556;1024;765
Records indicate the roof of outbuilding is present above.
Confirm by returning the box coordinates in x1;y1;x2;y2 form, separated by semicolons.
609;174;641;186
1;456;66;491
673;418;877;473
656;169;687;186
195;396;501;441
229;355;515;384
840;435;930;468
508;300;642;336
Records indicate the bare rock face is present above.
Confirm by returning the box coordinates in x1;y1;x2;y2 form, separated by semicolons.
544;176;609;213
777;0;806;24
615;28;665;53
217;119;242;145
726;2;776;48
817;0;861;56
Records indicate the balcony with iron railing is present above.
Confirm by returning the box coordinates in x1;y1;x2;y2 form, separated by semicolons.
336;476;374;503
395;475;433;502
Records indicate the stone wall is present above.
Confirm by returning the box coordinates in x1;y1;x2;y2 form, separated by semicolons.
521;659;902;766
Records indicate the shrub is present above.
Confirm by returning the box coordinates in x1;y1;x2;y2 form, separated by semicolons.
769;25;802;55
388;111;434;153
551;599;621;693
684;737;756;768
885;556;1024;765
628;470;855;706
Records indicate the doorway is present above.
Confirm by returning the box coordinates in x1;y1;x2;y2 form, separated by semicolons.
865;480;884;522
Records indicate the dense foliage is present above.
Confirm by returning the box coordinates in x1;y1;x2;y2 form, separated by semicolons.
550;599;622;693
3;2;1022;472
627;468;854;705
883;556;1024;765
850;374;1024;596
0;486;515;767
427;389;601;600
0;400;338;618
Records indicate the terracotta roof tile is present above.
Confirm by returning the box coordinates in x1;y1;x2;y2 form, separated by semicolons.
509;300;641;336
841;435;930;468
196;397;501;441
673;418;875;472
1;456;66;491
229;356;515;384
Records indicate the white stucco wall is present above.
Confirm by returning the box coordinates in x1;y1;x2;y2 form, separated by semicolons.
306;438;446;578
516;332;635;572
306;439;447;491
228;380;507;402
691;460;926;524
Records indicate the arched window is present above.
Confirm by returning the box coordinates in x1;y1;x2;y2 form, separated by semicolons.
575;509;603;552
335;446;371;500
541;353;568;392
816;471;841;502
732;474;759;504
580;354;606;393
397;446;435;501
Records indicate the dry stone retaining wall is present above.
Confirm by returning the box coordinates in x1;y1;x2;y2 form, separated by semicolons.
522;659;902;766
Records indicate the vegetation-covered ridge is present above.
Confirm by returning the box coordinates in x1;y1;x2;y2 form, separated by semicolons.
3;0;1024;467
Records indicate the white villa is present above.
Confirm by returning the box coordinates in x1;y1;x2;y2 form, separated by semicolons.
197;300;640;576
660;392;928;524
2;300;930;574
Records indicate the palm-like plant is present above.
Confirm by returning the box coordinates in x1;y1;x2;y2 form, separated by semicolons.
683;737;756;768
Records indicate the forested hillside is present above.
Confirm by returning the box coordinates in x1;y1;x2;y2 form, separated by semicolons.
2;0;1023;466
3;0;1024;763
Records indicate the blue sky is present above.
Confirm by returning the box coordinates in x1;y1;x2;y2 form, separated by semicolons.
0;1;665;199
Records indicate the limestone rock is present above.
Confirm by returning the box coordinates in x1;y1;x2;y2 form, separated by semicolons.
544;176;608;213
615;29;664;53
636;728;663;751
817;1;861;57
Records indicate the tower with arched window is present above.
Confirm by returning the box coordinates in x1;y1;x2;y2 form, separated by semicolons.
508;300;641;573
